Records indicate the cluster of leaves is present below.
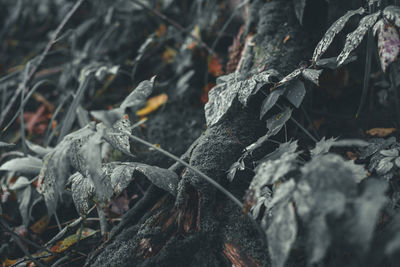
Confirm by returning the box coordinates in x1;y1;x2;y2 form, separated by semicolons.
243;137;400;267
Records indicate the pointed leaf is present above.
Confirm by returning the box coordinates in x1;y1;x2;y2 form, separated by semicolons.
0;141;15;148
267;202;297;267
337;11;381;66
266;106;292;138
260;87;285;119
70;172;94;217
284;80;306;108
120;76;155;111
0;156;42;175
302;69;322;86
25;140;53;157
102;116;133;157
312;7;365;62
10;177;32;227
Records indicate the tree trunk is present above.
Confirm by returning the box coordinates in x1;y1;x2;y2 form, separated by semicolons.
86;0;328;266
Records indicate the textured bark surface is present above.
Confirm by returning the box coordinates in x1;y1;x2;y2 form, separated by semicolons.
88;1;318;266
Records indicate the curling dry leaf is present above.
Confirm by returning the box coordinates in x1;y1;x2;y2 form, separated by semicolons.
312;7;365;62
366;127;397;137
374;19;400;72
136;93;168;117
337;11;381;66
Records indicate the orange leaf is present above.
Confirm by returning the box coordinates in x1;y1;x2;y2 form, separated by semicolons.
156;24;167;37
208;56;224;77
366;128;397;137
2;258;17;267
136;94;168;117
50;228;97;254
162;47;177;63
283;34;290;44
30;215;48;234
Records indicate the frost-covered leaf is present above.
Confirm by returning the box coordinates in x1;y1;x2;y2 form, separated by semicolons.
276;68;303;86
337;11;381;66
301;68;322;86
250;150;299;200
284;80;306;108
238;69;279;106
374;19;400;72
0;156;42;175
10;176;32;227
120;76;155;111
0;141;15;148
376;156;394;174
39;123;95;217
267;202;297;267
101;116;133;157
119;162;179;195
359;137;396;159
25;140;53;157
312;7;365;62
383;5;400;28
258;140;299;163
266;106;292;138
70;172;94;217
311;137;368;157
349;179;387;250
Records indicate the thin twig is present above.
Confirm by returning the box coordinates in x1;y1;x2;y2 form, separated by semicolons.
0;0;86;129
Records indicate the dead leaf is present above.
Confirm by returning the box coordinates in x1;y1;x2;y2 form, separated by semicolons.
136;93;168;116
29;215;49;234
156;24;167;37
283;34;290;44
162;47;177;63
366;128;397;137
208;56;224;77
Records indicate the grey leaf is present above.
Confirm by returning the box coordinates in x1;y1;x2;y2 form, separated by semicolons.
0;141;15;148
107;162;136;195
359;137;396;159
70;172;94;217
258;140;299;163
269;179;296;209
267;202;297;267
238;69;278;106
376;157;394;174
384;5;400;28
121;162;179;195
315;55;358;69
395;157;400;168
312;7;365;62
307;215;331;264
260;87;285;119
277;68;303;86
226;160;245;182
0;156;43;175
349;179;387;251
337;11;381;66
40;123;95;217
175;70;195;97
102;116;133;157
310;137;338;157
25;140;53;157
120;76;155;111
90;108;124;127
302;69;322;86
284;80;306;108
293;0;307;25
251;151;299;200
10;176;32;227
380;148;399;157
266;106;293;138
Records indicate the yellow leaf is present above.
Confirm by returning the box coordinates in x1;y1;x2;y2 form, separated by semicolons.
29;215;48;234
136;94;168;117
162;47;177;63
50;228;97;254
366;128;397;137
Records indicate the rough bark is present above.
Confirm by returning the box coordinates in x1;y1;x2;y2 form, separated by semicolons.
87;0;319;266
